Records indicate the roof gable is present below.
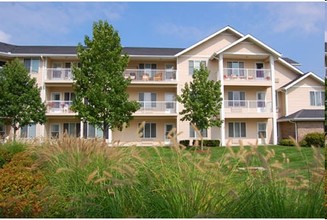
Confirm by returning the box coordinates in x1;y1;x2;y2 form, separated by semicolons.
174;26;244;57
280;72;324;90
212;34;282;58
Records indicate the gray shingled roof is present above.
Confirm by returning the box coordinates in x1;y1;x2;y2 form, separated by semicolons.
0;41;300;63
0;42;184;56
278;109;324;122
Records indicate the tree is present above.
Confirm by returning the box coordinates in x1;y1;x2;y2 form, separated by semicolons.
71;20;140;141
0;58;47;140
177;64;223;149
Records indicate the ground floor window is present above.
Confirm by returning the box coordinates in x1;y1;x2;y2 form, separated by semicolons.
228;122;246;138
21;124;36;138
140;123;156;138
257;122;267;138
51;124;60;138
189;124;208;138
87;123;103;138
0;124;5;137
63;123;80;137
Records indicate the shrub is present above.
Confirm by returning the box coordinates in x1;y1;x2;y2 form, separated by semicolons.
0;142;26;168
203;139;220;147
0;151;47;217
279;139;295;146
179;140;190;147
303;132;324;148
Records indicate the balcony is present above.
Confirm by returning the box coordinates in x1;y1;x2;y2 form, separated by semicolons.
46;101;75;115
224;100;273;118
45;68;73;82
134;101;177;116
223;68;271;86
124;69;177;84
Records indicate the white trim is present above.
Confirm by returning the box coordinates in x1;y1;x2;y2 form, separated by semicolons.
175;26;244;57
282;72;324;90
213;34;282;58
218;53;225;146
276;57;304;76
270;55;277;145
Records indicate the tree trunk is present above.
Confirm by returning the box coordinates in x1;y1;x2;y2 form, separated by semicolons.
13;125;18;142
201;138;204;150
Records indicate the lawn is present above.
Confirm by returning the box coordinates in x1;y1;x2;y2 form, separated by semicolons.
0;139;325;218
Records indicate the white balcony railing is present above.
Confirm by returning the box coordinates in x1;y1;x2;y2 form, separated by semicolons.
124;69;176;82
223;68;271;81
46;101;74;114
46;68;73;81
224;100;272;113
136;101;177;114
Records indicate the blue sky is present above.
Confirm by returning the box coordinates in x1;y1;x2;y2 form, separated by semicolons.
0;2;324;77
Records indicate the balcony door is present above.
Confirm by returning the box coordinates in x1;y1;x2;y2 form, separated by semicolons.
228;91;245;107
51;92;61;112
164;123;175;143
165;93;175;113
52;63;63;79
255;63;264;79
257;92;266;112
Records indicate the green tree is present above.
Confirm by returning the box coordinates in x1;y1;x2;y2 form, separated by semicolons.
177;65;223;149
0;58;46;140
72;20;140;141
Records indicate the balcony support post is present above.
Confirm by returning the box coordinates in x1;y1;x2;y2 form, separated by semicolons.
270;55;277;145
218;53;225;146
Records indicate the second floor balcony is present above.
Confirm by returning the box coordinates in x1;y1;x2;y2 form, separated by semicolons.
224;100;273;118
46;100;75;115
134;101;177;115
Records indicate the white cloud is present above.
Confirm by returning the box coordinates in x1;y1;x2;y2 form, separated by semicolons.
267;3;323;34
0;30;11;43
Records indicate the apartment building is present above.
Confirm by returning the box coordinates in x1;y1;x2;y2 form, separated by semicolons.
0;26;324;146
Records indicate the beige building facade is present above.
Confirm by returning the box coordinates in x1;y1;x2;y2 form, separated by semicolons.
0;26;324;145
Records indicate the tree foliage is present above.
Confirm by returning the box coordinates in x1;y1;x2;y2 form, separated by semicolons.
177;65;223;148
0;58;46;140
71;20;140;139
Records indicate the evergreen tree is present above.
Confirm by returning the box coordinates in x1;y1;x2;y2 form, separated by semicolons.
0;58;46;140
177;64;223;149
72;20;140;140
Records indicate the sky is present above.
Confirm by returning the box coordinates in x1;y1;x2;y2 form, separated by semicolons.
0;2;325;77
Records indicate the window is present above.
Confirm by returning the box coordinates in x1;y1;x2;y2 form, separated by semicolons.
139;63;157;77
140;123;156;138
310;91;325;106
51;124;60;138
189;124;208;138
63;123;81;137
257;123;267;138
228;91;246;107
0;124;5;137
227;61;245;77
139;92;157;108
24;58;40;73
228;122;246;138
20;124;36;138
87;124;103;138
189;60;206;75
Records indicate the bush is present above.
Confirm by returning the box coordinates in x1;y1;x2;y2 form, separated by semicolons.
191;139;220;147
303;132;324;148
0;142;26;168
179;140;190;147
279;139;295;146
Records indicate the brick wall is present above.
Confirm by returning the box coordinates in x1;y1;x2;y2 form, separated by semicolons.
279;122;295;139
297;121;324;141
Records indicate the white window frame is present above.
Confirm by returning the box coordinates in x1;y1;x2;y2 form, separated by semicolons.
87;123;103;138
227;91;246;107
228;122;246;138
63;123;80;137
20;124;36;139
140;122;156;139
227;61;245;77
189;60;206;75
189;124;208;138
257;122;267;139
310;91;325;106
50;124;60;138
24;58;40;74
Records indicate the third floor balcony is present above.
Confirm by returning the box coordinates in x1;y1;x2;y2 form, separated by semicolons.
223;68;272;86
46;68;73;83
124;69;177;84
224;100;273;118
